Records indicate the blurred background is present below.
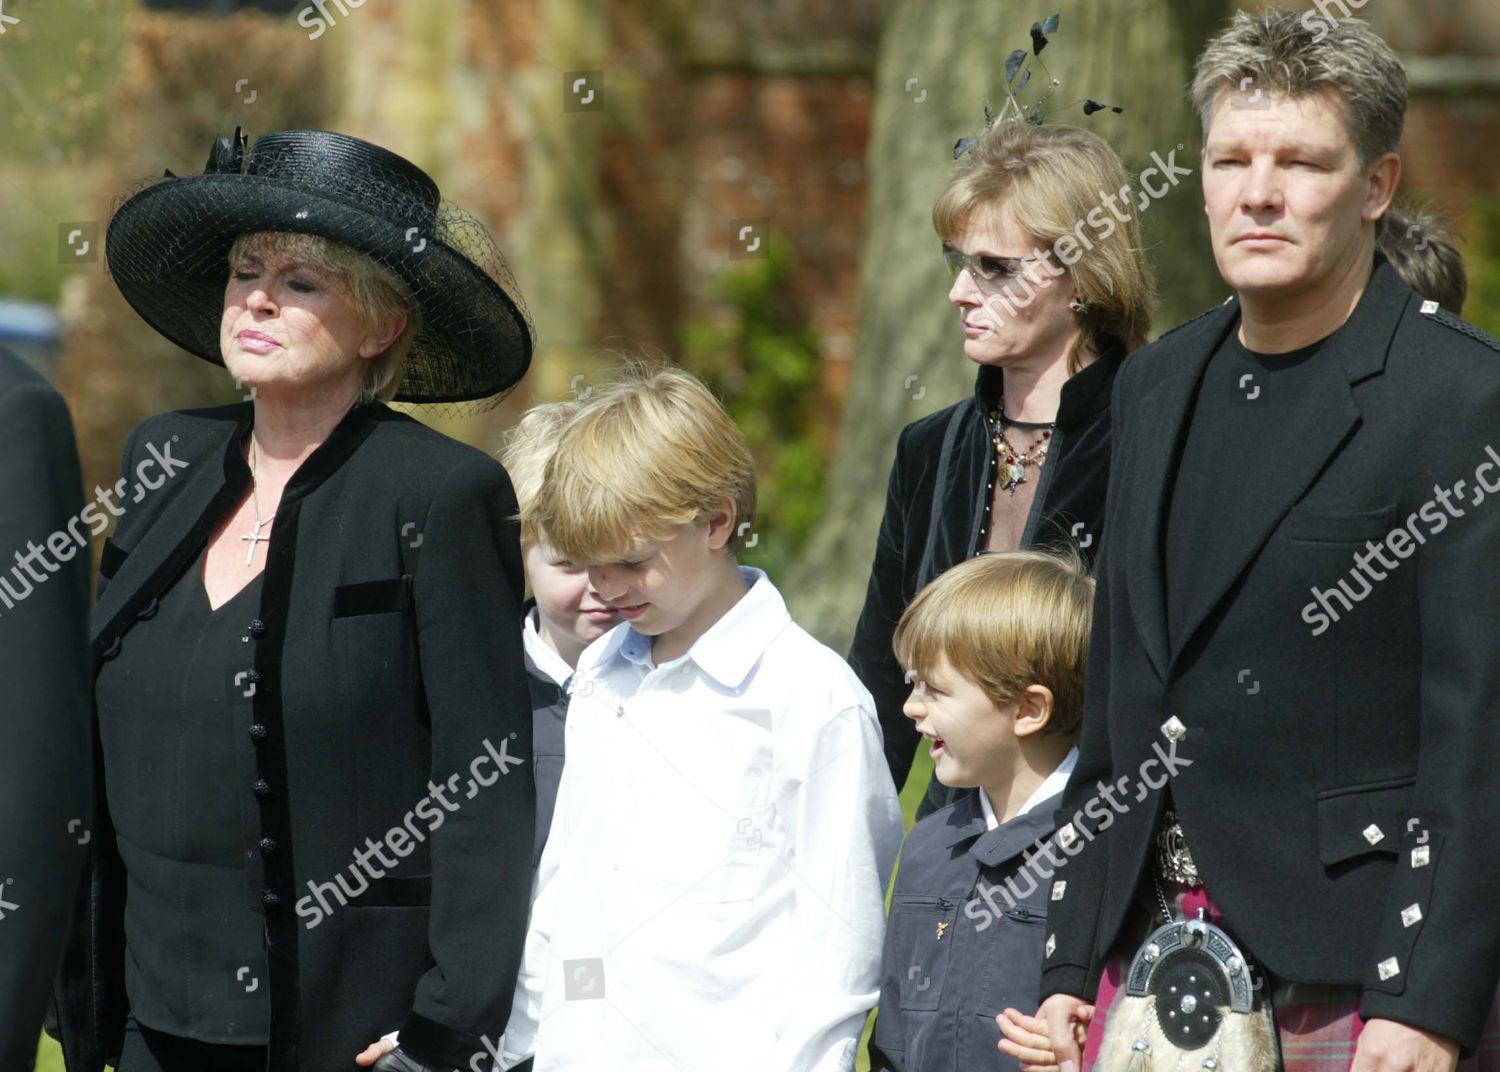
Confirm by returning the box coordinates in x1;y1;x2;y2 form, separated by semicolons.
6;0;1499;1067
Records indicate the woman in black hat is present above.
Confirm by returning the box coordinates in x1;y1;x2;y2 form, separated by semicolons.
53;129;536;1072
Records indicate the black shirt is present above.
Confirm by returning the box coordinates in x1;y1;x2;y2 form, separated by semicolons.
96;545;270;1042
1163;324;1336;650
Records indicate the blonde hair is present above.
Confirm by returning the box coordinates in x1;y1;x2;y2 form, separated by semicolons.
529;362;758;564
932;122;1154;373
499;400;581;548
1190;9;1407;169
894;549;1095;737
227;231;422;403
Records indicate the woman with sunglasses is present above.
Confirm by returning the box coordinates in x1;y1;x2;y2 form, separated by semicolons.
849;118;1155;820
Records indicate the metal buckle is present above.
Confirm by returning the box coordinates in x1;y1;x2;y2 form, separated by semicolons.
1156;809;1200;886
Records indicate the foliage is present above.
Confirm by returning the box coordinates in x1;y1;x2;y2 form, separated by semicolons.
1466;197;1500;339
0;0;124;304
678;237;826;583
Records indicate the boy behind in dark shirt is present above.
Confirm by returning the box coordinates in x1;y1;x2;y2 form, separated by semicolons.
499;402;621;867
869;549;1094;1072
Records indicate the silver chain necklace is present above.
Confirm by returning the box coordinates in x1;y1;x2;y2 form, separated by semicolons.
240;437;277;567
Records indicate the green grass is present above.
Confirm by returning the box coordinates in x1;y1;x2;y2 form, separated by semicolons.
33;751;935;1072
35;1035;64;1071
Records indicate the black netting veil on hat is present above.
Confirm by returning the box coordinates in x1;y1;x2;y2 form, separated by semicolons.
106;128;533;405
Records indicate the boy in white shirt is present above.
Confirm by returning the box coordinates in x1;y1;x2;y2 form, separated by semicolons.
500;364;903;1072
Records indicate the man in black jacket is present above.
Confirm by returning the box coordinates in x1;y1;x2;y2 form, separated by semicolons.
0;346;92;1068
1038;11;1499;1072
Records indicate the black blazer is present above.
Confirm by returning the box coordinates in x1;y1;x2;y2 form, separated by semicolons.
1039;257;1500;1054
0;348;92;1068
54;400;535;1071
521;598;568;871
849;352;1119;795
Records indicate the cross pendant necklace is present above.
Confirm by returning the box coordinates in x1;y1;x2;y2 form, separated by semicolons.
241;437;277;567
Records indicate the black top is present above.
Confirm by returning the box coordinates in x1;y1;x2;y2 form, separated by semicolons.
96;545;269;1042
849;350;1121;801
521;601;569;871
1163;326;1332;650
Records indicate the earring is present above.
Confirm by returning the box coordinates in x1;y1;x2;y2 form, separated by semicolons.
1069;297;1089;313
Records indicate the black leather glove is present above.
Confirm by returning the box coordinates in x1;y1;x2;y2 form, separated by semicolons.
373;1046;459;1072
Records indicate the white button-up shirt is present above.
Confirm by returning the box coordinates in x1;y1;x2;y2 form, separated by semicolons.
500;566;903;1072
522;604;575;689
978;747;1079;830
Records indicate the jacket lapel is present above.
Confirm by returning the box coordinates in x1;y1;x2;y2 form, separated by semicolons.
1126;259;1409;677
92;408;253;654
930;788;1062;867
91;401;386;659
971;799;1059;869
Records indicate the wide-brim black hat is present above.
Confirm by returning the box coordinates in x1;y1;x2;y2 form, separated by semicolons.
105;128;533;405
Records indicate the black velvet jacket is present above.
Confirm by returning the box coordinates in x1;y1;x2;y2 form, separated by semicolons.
848;351;1120;796
53;400;535;1071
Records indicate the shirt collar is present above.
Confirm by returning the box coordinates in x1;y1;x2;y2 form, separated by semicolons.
937;746;1078;856
614;566;789;689
523;605;577;688
1019;746;1078;816
973;746;1079;830
971;748;1077;866
978;784;1001;831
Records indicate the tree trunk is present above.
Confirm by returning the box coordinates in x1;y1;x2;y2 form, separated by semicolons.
513;0;609;405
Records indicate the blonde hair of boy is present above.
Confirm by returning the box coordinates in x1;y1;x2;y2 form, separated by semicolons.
528;362;758;565
894;549;1095;737
499;400;581;548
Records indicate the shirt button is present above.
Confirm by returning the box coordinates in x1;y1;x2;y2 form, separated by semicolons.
248;618;267;638
248;723;268;741
253;779;272;800
136;597;160;620
258;837;277;855
101;636;123;661
262;890;281;910
244;670;262;684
